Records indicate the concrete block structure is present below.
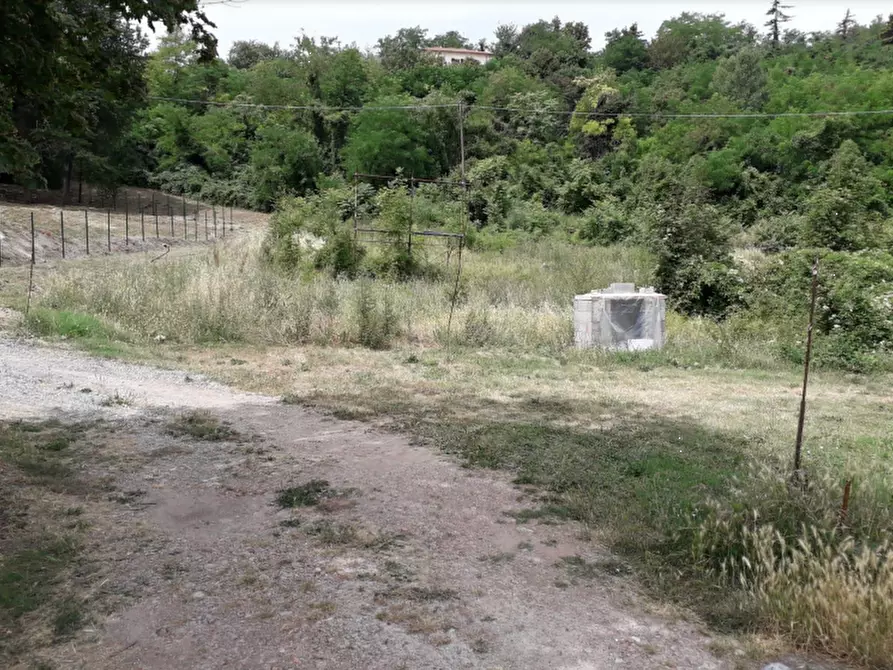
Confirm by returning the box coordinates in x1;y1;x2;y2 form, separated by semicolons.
574;283;666;351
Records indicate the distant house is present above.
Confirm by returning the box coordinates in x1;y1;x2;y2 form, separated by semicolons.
423;47;494;66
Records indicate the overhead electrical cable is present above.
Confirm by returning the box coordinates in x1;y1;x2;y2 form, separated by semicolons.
148;96;893;119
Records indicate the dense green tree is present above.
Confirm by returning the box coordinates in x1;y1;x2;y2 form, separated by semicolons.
146;30;229;102
493;24;519;56
341;95;439;178
0;0;214;189
250;121;322;210
242;58;312;107
429;31;473;49
649;13;754;69
377;27;430;72
803;140;887;250
711;48;768;109
569;71;631;159
514;17;591;72
602;24;649;73
228;40;282;69
642;164;740;316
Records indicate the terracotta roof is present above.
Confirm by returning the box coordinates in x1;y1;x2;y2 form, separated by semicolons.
424;47;494;56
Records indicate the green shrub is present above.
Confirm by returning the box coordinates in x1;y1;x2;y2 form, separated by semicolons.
266;184;368;274
751;249;893;370
647;200;742;318
25;309;119;341
505;200;563;234
578;196;633;245
750;214;804;252
462;308;495;346
314;232;365;279
353;280;399;349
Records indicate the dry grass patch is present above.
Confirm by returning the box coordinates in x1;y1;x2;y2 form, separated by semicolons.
0;421;98;664
275;480;334;508
167;410;238;441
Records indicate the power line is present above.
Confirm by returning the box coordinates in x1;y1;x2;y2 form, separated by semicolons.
148;97;457;112
148;95;893;119
480;106;893;119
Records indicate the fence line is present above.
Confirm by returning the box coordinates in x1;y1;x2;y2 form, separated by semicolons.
0;197;243;268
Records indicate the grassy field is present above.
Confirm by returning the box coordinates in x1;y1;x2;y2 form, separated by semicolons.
6;233;893;666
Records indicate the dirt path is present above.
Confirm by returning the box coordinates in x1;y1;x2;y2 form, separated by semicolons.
0;337;746;670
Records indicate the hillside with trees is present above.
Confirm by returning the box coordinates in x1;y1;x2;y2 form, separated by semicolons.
3;3;893;368
5;7;893;666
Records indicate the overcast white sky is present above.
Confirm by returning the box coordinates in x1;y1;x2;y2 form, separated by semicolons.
186;1;892;57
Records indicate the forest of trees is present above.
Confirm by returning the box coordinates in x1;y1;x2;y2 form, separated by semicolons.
3;1;893;368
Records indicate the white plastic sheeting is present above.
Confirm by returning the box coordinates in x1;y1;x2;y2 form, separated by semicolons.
574;283;666;351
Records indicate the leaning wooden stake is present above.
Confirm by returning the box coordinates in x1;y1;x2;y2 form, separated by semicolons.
838;479;852;528
792;257;820;484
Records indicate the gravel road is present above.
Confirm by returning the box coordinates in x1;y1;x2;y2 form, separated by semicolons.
0;337;269;419
0;336;788;670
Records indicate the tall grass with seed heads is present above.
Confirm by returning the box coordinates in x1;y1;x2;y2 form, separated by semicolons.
694;462;893;667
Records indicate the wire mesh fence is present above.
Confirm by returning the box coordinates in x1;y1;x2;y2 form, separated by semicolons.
0;188;237;268
350;172;467;269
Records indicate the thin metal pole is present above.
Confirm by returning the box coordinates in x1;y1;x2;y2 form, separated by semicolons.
125;200;129;247
139;194;144;241
60;211;65;259
25;258;35;316
84;210;89;255
168;201;174;236
154;201;159;238
221;205;225;233
30;212;35;264
230;205;234;232
793;257;820;480
446;101;469;346
205;209;208;240
107;210;111;252
353;172;359;243
182;197;187;236
459;100;466;183
408;176;414;256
